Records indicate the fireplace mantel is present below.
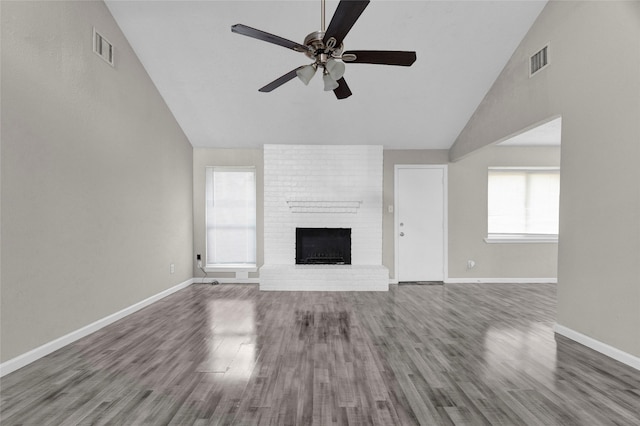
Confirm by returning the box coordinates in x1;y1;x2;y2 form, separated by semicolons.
286;199;362;214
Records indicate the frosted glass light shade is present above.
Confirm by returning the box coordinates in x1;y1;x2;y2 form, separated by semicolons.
325;58;345;80
323;73;339;91
296;65;317;85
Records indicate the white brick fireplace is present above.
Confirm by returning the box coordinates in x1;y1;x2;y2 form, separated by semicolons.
260;144;389;291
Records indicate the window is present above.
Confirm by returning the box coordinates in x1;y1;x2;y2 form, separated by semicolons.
205;167;256;266
486;167;559;243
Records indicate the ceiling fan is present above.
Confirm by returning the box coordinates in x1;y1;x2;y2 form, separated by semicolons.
231;0;416;100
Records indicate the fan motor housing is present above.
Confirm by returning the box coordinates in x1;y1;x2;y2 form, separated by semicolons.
303;31;343;61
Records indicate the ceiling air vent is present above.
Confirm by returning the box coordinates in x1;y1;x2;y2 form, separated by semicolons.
93;28;114;66
529;44;549;77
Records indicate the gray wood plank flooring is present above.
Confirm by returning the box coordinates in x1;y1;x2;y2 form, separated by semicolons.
2;283;640;425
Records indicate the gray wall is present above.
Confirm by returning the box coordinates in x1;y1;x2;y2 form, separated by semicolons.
1;1;193;362
450;1;640;357
448;145;560;279
192;148;264;279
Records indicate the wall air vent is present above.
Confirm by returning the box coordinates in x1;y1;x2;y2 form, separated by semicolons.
529;44;549;77
93;28;114;66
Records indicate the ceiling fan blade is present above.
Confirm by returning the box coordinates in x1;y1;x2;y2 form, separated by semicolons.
259;67;304;93
232;24;309;53
342;50;417;66
323;1;369;48
333;78;352;100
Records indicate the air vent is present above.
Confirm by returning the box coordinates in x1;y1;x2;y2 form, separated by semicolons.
529;44;549;77
93;28;114;66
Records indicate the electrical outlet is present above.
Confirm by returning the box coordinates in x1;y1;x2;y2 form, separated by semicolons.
467;260;476;269
170;263;175;274
197;254;201;261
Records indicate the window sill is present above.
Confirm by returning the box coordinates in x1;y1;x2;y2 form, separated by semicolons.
204;264;257;273
484;234;558;244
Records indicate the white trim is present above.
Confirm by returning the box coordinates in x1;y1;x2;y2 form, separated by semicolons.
0;278;194;377
394;164;448;283
484;234;558;244
204;265;257;273
488;167;559;172
554;324;640;372
444;278;557;284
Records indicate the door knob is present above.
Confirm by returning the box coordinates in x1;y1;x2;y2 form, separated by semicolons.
400;232;405;236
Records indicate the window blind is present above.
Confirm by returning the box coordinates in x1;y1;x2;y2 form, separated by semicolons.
488;168;560;236
205;167;256;266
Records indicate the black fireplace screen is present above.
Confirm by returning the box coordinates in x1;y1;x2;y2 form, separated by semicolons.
295;228;351;265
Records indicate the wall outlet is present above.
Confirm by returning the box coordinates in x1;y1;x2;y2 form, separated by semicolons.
467;260;476;269
170;263;175;274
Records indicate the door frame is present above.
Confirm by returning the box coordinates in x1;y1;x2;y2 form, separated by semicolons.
394;164;449;283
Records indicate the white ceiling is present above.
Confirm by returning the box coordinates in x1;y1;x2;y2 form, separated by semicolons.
498;117;562;146
105;0;547;150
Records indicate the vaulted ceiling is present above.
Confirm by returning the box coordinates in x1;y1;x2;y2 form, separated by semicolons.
105;0;547;150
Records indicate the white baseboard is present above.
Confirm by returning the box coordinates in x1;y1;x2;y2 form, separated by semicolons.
444;278;557;284
0;278;194;377
554;324;640;371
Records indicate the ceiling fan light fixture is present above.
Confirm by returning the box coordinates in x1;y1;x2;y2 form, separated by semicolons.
296;64;317;85
232;0;416;99
323;72;339;91
325;58;346;80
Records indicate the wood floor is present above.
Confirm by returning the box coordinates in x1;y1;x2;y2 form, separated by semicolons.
2;283;640;425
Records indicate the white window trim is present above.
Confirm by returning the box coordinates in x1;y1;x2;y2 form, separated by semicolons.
484;234;558;244
488;166;559;171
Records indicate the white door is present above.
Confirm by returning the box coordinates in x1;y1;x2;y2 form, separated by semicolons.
395;166;446;282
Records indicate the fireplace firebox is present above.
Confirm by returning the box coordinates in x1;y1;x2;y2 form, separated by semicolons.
296;228;351;265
